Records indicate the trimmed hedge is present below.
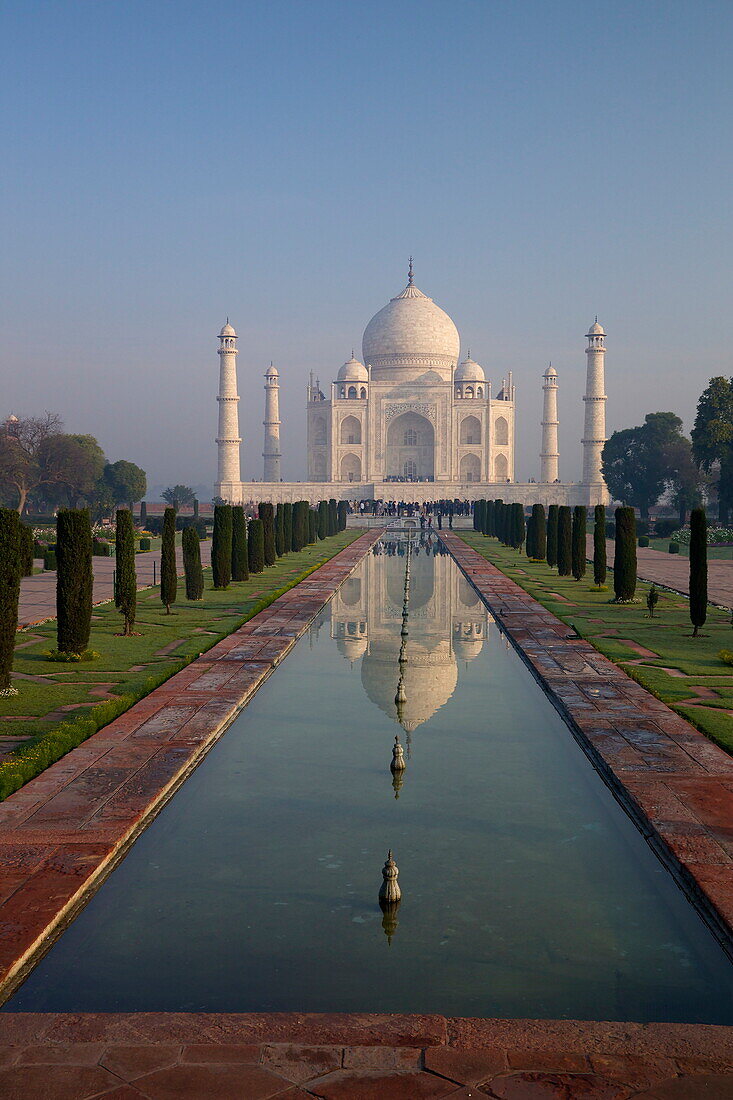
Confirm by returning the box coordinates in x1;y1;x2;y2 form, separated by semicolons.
259;502;276;567
275;502;285;556
571;506;586;580
613;506;637;602
212;504;233;588
689;507;707;637
115;509;137;634
0;509;21;691
638;535;649;547
547;504;558;567
283;502;293;553
557;506;572;576
231;505;249;582
182;526;204;600
669;542;680;554
247;518;265;574
19;524;34;577
593;504;607;586
160;506;177;613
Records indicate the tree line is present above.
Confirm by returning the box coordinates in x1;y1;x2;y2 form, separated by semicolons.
0;412;146;517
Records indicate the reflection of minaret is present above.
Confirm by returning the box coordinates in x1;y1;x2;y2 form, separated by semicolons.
540;365;559;483
582;320;607;485
263;363;281;482
216;321;241;492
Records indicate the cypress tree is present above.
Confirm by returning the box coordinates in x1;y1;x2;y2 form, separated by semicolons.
511;503;525;550
613;506;637;602
193;498;199;520
56;508;93;654
473;500;482;531
557;506;572;576
337;500;348;532
571;506;587;580
275;503;285;556
140;500;147;526
298;500;310;549
259;502;276;567
689;506;708;637
308;507;317;544
593;504;607;586
495;499;504;542
547;504;559;567
317;500;328;540
328;498;338;537
533;504;547;561
526;512;536;558
486;499;495;537
19;524;34;577
182;526;204;599
283;502;293;552
212;504;233;589
248;517;265;574
231;505;249;581
0;509;21;692
160;506;177;613
115;509;137;634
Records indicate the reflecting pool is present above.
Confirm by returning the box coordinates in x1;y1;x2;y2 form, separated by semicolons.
6;533;733;1020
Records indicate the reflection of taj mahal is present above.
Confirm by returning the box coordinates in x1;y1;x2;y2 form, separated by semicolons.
215;262;609;507
330;539;490;734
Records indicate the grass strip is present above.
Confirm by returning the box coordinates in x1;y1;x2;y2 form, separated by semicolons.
1;531;362;800
457;531;733;756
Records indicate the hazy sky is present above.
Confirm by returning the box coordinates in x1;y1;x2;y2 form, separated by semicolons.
3;1;733;494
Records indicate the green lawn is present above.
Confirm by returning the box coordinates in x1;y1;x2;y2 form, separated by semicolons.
647;537;733;560
458;531;733;755
1;531;361;797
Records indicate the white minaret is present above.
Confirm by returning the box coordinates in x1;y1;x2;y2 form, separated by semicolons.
540;364;559;482
263;363;281;482
582;319;607;485
216;321;241;494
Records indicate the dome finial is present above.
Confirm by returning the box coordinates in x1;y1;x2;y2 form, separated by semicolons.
408;256;414;286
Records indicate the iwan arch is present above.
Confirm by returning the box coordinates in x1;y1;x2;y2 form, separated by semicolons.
215;263;609;507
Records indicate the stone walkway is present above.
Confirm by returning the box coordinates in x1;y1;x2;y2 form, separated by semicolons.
0;1013;731;1097
587;535;733;608
444;532;733;941
0;531;381;1003
18;543;212;628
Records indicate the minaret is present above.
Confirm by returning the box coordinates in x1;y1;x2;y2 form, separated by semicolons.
263;363;281;482
582;319;607;485
216;321;241;492
540;364;559;483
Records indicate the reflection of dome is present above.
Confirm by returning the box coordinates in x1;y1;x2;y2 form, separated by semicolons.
337;355;368;383
361;640;457;731
362;277;460;377
453;637;484;662
337;636;368;661
455;355;485;382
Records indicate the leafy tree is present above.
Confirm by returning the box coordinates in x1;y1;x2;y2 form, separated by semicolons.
546;505;558;567
212;504;232;588
182;526;204;600
115;509;137;634
602;413;689;519
0;509;21;692
692;377;733;524
571;507;587;580
531;504;546;561
275;502;285;555
689;507;707;637
259;503;276;566
231;505;249;581
105;460;147;507
56;508;93;654
162;484;196;512
160;506;177;613
248;518;265;574
593;504;607;586
613;506;637;602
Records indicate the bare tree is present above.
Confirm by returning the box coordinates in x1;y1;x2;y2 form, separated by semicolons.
0;412;63;513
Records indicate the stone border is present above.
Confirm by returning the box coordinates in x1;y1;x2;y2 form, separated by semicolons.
443;531;733;951
0;530;383;1003
0;1012;730;1096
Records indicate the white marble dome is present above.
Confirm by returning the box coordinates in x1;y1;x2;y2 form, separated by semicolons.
588;320;605;335
362;278;460;378
337;355;368;383
455;355;485;382
219;321;236;337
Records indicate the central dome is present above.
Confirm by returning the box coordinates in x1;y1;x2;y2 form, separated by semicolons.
362;276;460;381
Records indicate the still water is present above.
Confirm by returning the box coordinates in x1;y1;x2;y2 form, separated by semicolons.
7;534;733;1020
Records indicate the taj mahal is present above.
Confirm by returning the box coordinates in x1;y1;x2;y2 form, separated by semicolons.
215;263;609;506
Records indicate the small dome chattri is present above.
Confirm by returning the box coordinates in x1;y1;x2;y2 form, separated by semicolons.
265;362;279;378
220;321;237;338
337;355;368;383
544;364;557;377
455;354;485;383
587;319;605;336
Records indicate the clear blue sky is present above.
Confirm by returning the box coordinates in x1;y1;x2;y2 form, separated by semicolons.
2;0;732;492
